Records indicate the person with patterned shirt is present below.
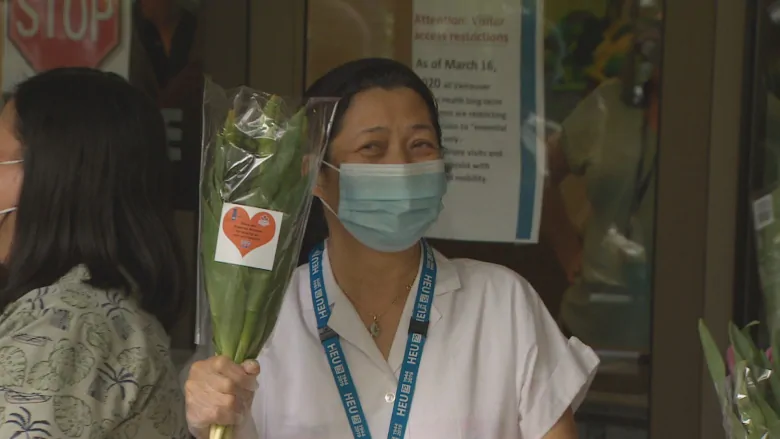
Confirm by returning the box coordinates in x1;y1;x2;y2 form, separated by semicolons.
0;68;188;438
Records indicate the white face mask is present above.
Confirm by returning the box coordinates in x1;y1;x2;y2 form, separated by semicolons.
0;159;22;216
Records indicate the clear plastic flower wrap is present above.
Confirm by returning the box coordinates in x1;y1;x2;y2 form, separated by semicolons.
197;78;336;439
700;321;780;439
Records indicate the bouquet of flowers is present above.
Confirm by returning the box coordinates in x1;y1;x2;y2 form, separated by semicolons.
699;320;780;438
698;185;780;438
198;79;336;439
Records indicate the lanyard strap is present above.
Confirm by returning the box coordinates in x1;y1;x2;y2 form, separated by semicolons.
308;241;437;439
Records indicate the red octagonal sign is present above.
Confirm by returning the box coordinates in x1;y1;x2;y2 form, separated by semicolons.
9;0;120;72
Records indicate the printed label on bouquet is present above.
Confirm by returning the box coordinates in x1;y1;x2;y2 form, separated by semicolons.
215;203;283;270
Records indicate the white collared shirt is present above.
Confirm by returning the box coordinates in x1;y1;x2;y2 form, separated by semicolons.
235;248;599;439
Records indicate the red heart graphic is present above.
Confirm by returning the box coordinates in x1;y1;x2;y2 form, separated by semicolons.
221;207;277;257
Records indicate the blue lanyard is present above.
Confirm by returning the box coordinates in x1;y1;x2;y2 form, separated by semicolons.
308;241;437;439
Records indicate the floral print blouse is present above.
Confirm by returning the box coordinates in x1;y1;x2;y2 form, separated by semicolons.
0;265;188;438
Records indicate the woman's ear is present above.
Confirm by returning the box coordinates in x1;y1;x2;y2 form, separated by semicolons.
312;168;327;199
302;154;324;199
312;180;324;198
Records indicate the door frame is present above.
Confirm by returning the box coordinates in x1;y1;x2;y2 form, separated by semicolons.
651;0;746;438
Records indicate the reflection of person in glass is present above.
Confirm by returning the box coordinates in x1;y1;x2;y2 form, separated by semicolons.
545;18;661;353
134;0;201;107
132;0;203;211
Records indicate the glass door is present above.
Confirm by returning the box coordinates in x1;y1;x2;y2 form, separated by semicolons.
305;1;663;437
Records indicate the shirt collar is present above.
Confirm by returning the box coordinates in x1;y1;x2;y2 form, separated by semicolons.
300;245;461;310
299;244;459;374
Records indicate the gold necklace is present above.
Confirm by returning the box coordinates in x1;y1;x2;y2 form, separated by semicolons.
345;281;413;339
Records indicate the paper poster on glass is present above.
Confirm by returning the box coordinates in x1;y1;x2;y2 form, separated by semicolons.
412;0;546;243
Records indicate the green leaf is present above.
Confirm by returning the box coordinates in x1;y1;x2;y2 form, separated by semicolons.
730;323;780;429
733;360;767;434
768;416;780;437
732;323;780;415
730;322;768;370
743;321;761;334
699;320;728;402
746;380;779;432
729;410;749;439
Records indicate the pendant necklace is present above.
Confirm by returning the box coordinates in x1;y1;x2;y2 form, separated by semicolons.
346;282;413;339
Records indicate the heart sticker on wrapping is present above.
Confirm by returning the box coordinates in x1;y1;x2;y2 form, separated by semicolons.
221;207;277;257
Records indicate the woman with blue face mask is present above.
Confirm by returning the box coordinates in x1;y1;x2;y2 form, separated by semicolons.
184;58;598;439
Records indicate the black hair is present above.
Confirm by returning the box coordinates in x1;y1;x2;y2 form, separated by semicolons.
305;57;442;158
0;67;185;331
297;58;442;264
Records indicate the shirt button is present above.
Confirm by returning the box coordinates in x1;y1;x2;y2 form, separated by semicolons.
385;392;396;403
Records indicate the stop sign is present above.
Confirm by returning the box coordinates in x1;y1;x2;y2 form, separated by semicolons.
8;0;120;72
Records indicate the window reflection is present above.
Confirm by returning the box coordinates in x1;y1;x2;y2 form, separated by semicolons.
553;14;661;355
543;4;661;437
131;0;204;212
134;0;199;97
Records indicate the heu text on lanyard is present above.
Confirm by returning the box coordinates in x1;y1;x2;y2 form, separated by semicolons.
308;241;437;439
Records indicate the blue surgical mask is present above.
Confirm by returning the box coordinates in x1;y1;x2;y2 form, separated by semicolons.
321;159;447;252
0;159;22;216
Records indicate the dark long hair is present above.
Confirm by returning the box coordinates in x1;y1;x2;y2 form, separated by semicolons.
298;58;442;264
0;68;185;331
